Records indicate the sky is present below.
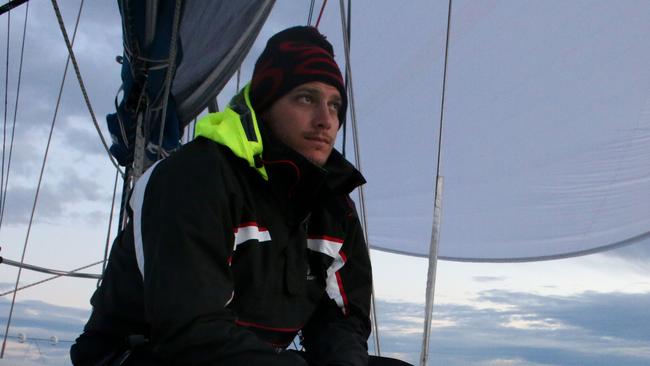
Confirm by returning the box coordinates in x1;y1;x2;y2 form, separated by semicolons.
0;1;649;365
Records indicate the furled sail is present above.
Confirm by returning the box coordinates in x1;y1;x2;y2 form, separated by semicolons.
107;0;274;168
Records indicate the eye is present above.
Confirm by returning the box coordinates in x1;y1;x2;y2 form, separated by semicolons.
329;101;342;112
296;94;314;104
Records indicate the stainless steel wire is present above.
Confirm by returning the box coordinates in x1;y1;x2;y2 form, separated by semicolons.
2;2;86;357
0;1;29;229
50;0;124;175
337;0;381;356
0;0;83;358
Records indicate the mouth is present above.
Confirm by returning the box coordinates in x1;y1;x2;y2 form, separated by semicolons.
304;135;332;146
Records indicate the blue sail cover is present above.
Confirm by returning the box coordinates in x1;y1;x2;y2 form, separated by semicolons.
107;0;274;167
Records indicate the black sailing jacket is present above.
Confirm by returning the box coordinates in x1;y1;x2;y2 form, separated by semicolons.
72;86;372;366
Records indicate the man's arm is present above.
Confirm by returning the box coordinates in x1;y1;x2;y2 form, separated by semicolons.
302;206;372;366
135;145;303;365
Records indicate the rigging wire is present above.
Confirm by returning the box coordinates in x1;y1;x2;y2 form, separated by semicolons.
420;1;453;365
190;115;197;140
5;334;75;345
341;0;350;158
0;0;28;229
155;0;182;161
185;117;197;144
337;0;381;356
0;260;104;297
433;2;452;192
1;0;85;358
1;9;9;226
307;0;316;25
32;338;42;359
50;0;124;176
236;67;241;92
117;168;131;231
1;258;102;279
98;168;120;288
315;0;328;29
0;0;28;16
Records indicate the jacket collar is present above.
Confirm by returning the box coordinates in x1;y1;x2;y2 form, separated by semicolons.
194;84;366;197
260;123;365;200
194;84;268;179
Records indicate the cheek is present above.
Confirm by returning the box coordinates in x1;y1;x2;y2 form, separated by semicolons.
327;129;338;143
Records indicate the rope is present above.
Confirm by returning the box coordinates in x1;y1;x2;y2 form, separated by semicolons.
0;260;104;297
307;0;316;25
50;0;124;176
0;1;28;229
337;0;381;356
1;9;9;229
315;0;328;29
156;0;182;161
1;1;85;358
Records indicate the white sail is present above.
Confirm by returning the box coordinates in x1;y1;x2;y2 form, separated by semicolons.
319;0;650;260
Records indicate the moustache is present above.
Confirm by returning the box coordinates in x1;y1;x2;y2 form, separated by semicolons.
303;133;333;145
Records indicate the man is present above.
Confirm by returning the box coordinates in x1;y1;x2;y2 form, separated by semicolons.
71;26;411;366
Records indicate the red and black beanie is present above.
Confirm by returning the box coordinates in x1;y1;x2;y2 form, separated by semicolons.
250;26;347;126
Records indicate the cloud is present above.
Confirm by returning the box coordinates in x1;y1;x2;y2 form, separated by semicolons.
2;0;122;176
59;115;107;157
478;290;650;343
0;0;136;234
1;166;112;225
0;0;123;230
373;290;650;366
2;291;650;366
473;358;551;366
473;276;507;283
0;298;89;365
599;239;650;274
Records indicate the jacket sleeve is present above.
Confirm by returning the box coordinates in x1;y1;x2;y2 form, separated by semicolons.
134;151;285;365
301;200;373;366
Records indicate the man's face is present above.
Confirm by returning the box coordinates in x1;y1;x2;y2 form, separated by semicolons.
263;81;341;166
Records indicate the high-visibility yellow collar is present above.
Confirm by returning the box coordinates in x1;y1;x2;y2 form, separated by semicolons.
194;84;268;180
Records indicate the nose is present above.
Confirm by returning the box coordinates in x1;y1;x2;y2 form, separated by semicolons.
314;101;337;130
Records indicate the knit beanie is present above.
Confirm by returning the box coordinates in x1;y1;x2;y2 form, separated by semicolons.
249;26;347;126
